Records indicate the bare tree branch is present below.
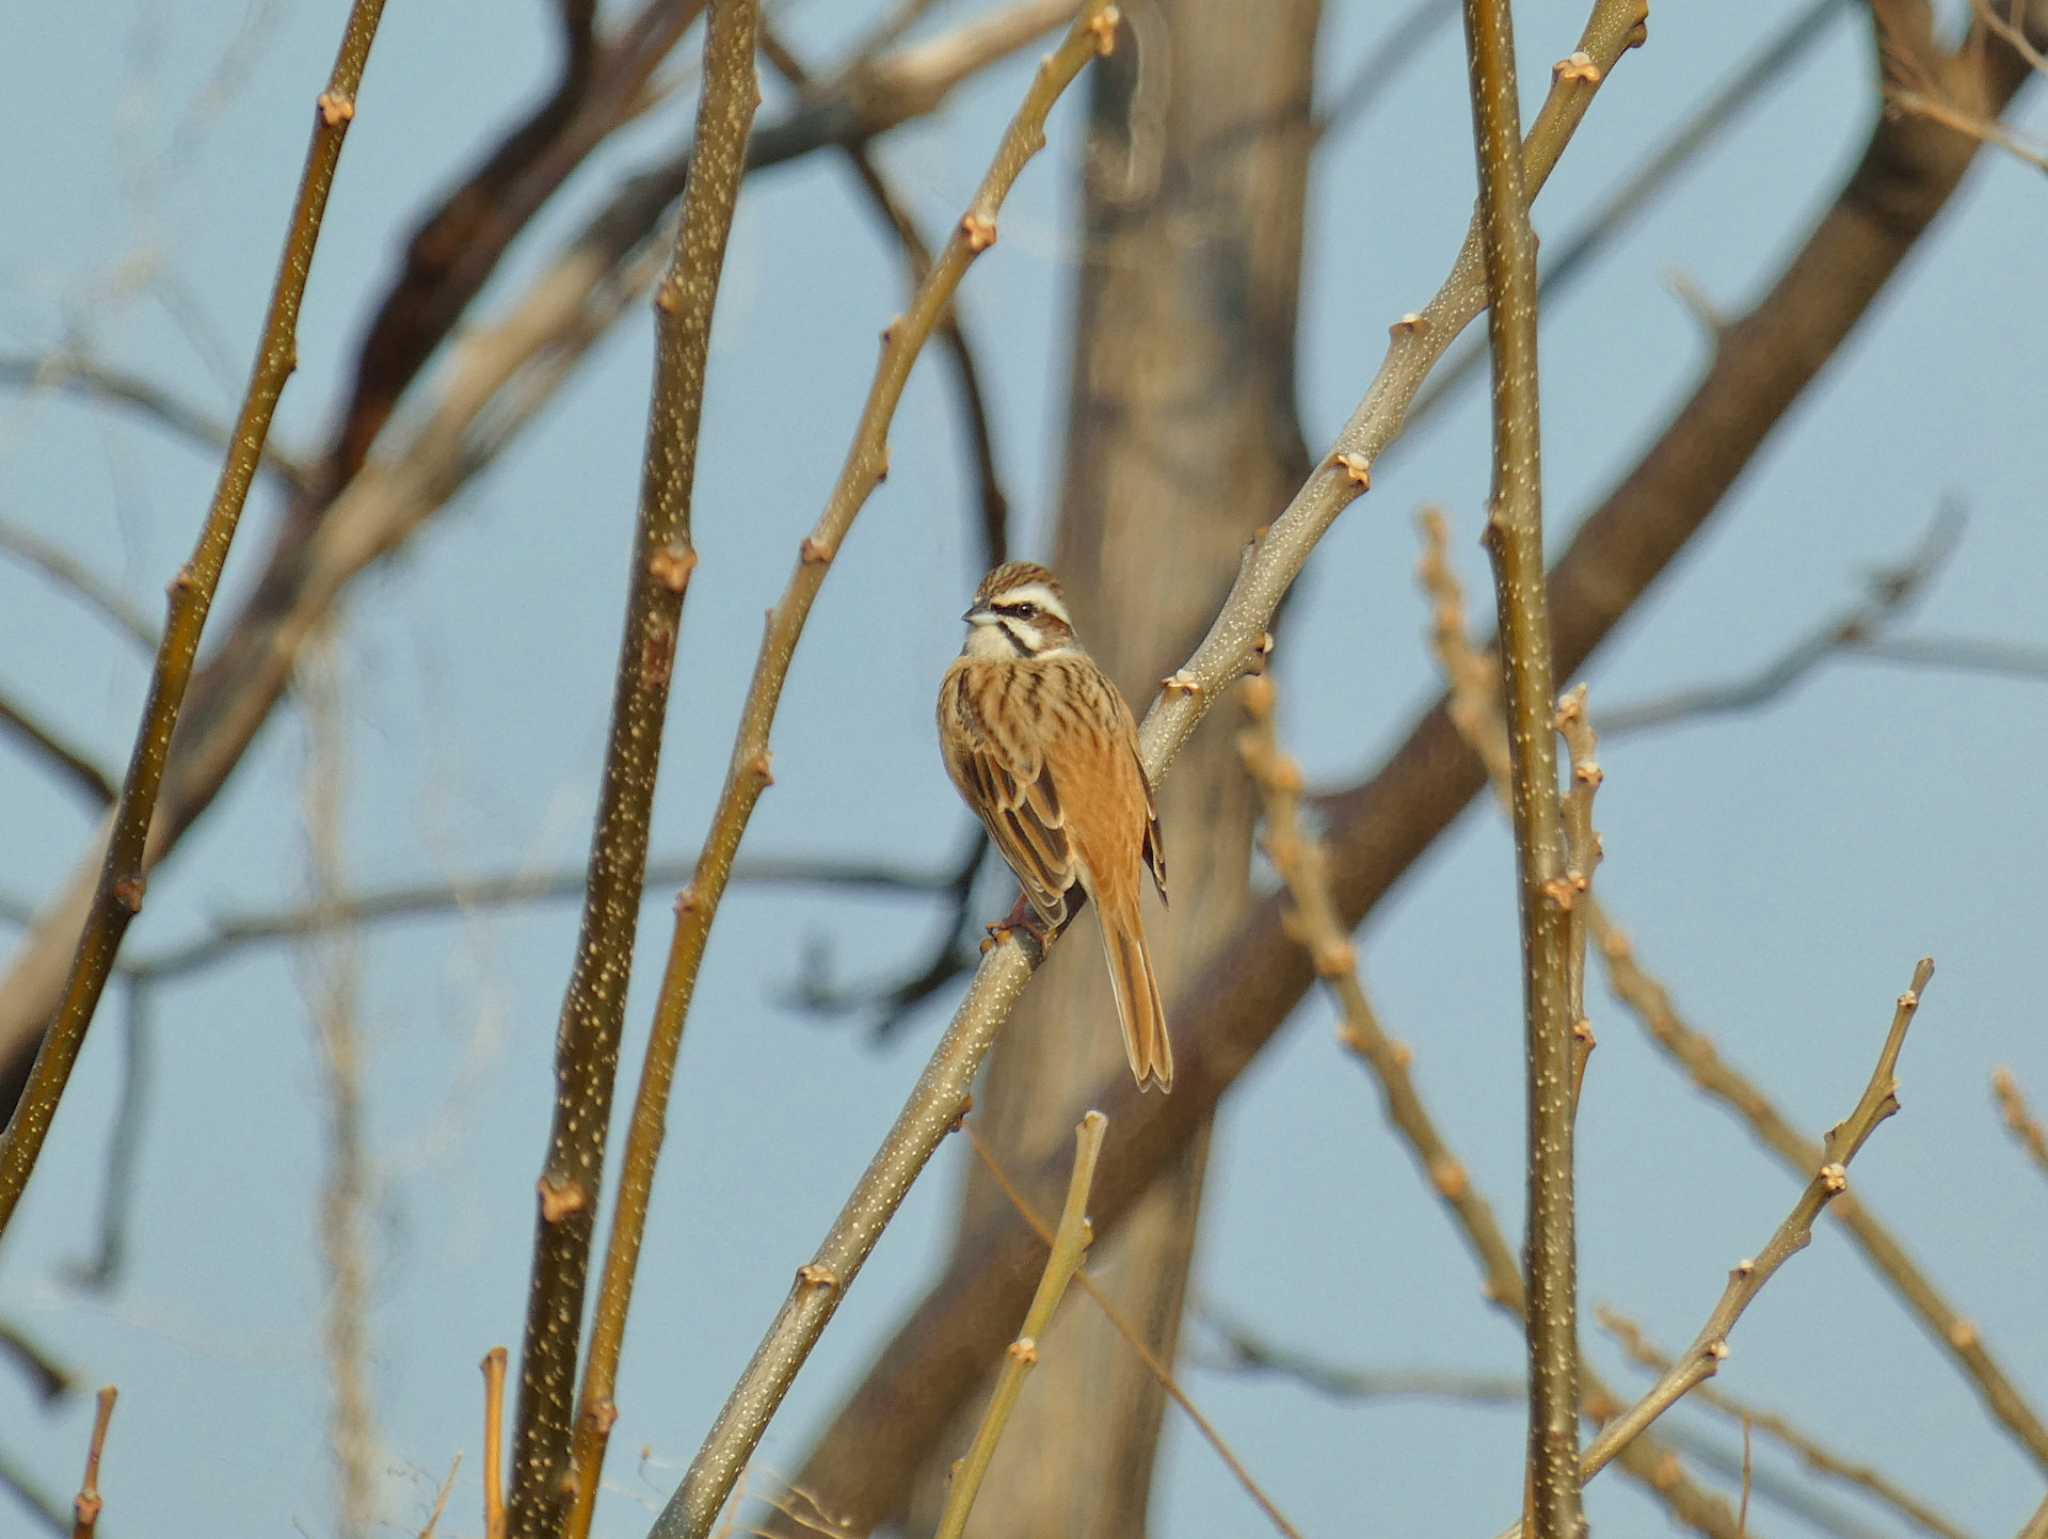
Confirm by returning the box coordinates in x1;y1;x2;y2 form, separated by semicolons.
0;695;116;808
507;0;764;1531
0;0;392;1240
0;353;313;498
1500;962;1936;1535
1599;1308;1978;1539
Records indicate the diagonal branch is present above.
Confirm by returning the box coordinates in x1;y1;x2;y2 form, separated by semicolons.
0;0;1086;1132
0;0;390;1240
0;520;158;654
629;13;1126;1536
1496;962;1937;1536
0;695;115;809
783;3;2048;1512
505;2;764;1534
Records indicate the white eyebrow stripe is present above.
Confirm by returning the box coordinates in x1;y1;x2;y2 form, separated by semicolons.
992;581;1070;623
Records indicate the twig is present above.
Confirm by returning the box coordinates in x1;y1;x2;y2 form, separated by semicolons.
1596;503;1961;734
513;3;764;1535
0;695;116;807
122;851;963;981
1193;1318;1913;1539
759;28;1010;571
1990;1069;2048;1181
0;0;1101;1109
0;1319;72;1403
1971;0;2048;77
1406;0;1848;429
638;12;1124;1538
2021;1492;2048;1539
1456;0;1580;1528
420;1454;461;1539
71;1385;116;1539
725;2;1652;1523
933;1112;1108;1539
964;1124;1306;1539
300;631;376;1539
1235;674;1740;1539
1596;913;2048;1472
325;0;704;483
1;1446;69;1538
1886;87;2048;174
0;353;312;498
483;1348;508;1539
1421;510;2048;1480
1600;1308;1978;1539
0;0;389;1240
1850;633;2048;680
64;987;149;1290
1739;1418;1753;1539
0;520;157;652
1497;961;1939;1537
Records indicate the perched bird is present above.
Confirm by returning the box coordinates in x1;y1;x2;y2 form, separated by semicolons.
936;562;1172;1092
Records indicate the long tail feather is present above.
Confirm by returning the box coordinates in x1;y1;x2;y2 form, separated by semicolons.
1097;895;1171;1092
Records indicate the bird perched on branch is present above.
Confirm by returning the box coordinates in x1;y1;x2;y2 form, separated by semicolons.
936;562;1172;1091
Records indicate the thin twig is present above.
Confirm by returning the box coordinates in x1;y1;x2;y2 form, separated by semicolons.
300;631;376;1539
707;3;1650;1524
64;987;149;1290
1236;673;1741;1539
1600;1307;1978;1539
1554;683;1601;1107
1496;961;1938;1538
70;1385;116;1539
511;3;764;1535
0;0;389;1240
759;28;1010;570
1596;504;1961;735
0;695;116;807
0;353;312;498
964;1124;1306;1539
933;1112;1107;1539
0;1319;72;1403
2020;1492;2048;1539
1596;913;2048;1472
1457;0;1580;1528
0;520;157;652
121;854;960;981
420;1454;462;1539
0;0;1110;1105
1407;0;1849;430
1990;1069;2048;1181
1887;87;2048;174
483;1348;508;1539
640;12;1123;1538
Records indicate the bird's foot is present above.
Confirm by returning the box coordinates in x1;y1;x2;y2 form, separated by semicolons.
980;893;1051;954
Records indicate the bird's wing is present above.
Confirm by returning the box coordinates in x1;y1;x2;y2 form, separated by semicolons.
941;684;1078;926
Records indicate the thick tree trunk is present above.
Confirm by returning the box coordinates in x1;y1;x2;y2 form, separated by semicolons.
898;4;1321;1532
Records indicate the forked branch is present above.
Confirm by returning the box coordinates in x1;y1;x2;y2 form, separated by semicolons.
508;0;765;1532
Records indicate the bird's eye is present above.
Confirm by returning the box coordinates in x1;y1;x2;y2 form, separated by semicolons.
1014;603;1039;620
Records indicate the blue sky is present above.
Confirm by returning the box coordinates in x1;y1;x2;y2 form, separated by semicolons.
2;3;2046;1537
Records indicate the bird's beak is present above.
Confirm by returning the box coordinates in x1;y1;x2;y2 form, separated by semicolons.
962;604;994;625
